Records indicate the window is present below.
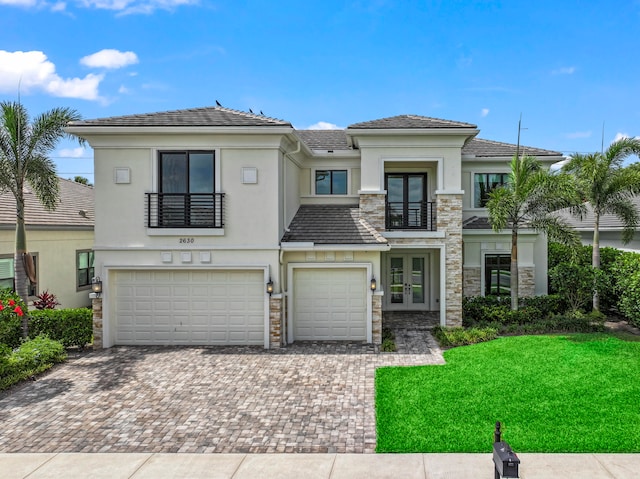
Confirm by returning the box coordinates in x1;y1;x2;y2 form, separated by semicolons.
77;250;95;290
485;254;511;296
474;173;509;208
315;170;347;195
385;173;434;230
147;151;224;228
0;254;37;297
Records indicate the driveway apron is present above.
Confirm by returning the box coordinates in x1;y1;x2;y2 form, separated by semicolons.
0;325;443;454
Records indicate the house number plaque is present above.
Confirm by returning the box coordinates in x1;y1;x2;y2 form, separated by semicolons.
179;238;195;244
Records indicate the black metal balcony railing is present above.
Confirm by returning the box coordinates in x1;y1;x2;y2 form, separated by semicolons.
146;193;225;228
385;200;436;231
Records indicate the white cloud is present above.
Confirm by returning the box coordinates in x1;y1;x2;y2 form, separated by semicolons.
566;130;592;139
118;85;130;94
80;49;138;69
306;121;343;130
0;50;104;100
613;132;631;142
552;66;576;75
58;146;87;158
0;0;37;5
481;108;489;117
51;1;66;10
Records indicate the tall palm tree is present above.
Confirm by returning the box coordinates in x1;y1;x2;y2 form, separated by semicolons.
487;155;582;310
0;101;82;336
562;137;640;311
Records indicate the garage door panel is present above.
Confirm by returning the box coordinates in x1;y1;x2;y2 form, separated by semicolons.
114;269;265;346
293;268;367;341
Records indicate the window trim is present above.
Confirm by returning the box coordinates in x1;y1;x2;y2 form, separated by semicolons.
472;172;510;209
76;249;95;291
313;168;349;195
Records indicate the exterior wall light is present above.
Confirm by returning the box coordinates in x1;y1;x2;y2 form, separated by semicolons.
266;278;274;296
370;276;377;292
91;276;103;296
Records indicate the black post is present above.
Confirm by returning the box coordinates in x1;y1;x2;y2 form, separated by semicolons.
494;421;501;479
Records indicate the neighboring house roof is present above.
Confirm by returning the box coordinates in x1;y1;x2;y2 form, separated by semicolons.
462;138;562;158
556;196;640;231
282;205;387;245
0;178;94;229
68;106;292;128
462;216;492;230
347;114;477;129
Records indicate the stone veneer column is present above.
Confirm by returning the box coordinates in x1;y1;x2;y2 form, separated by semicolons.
269;295;283;349
372;294;382;344
437;194;463;327
359;193;386;231
92;297;103;349
518;267;536;297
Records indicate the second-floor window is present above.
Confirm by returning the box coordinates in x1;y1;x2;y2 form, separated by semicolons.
315;170;347;195
160;151;215;194
474;173;509;208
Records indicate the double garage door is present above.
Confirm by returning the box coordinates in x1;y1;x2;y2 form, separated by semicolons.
114;270;265;345
292;268;367;341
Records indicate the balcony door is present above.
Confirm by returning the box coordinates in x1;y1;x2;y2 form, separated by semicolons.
386;254;429;311
385;173;428;229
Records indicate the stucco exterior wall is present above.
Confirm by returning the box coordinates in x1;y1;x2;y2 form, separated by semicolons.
0;228;94;308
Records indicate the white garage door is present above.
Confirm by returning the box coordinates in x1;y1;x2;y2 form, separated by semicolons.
293;268;367;341
114;269;265;345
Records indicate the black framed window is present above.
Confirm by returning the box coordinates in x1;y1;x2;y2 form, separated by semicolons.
315;170;347;195
159;151;215;194
474;173;509;208
485;254;511;296
77;250;95;290
385;173;428;229
0;254;37;297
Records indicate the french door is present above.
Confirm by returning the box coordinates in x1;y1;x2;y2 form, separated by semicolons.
386;254;429;310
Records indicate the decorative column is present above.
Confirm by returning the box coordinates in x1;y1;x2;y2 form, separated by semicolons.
91;295;103;349
437;194;463;327
372;293;382;344
269;295;283;349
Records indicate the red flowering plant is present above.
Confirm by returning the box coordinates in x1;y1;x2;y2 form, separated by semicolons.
0;288;27;348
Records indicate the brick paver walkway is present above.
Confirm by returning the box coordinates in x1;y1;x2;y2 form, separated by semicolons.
0;316;443;454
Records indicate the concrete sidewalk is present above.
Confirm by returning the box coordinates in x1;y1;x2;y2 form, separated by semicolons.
2;453;639;478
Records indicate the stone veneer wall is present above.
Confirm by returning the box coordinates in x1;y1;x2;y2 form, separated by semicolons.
518;266;535;297
372;294;382;344
359;193;386;231
269;295;283;349
463;266;481;297
437;194;463;327
92;297;103;350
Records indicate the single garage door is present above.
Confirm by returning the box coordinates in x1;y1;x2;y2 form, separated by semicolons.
114;269;265;345
293;268;367;341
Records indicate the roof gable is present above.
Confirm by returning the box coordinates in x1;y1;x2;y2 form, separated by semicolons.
347;114;477;129
69;106;292;128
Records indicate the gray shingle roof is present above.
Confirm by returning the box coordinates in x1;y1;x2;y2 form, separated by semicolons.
0;178;94;228
462;216;493;230
556;196;640;231
69;106;291;128
348;115;477;129
282;205;387;245
463;138;562;157
295;130;351;150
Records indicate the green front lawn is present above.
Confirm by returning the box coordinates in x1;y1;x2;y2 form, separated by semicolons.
376;334;640;453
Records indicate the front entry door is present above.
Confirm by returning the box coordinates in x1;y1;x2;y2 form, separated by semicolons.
387;254;428;310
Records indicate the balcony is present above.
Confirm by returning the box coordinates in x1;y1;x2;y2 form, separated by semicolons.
146;193;225;228
385;200;436;231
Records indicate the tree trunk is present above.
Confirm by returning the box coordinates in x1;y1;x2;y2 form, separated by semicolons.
15;192;29;338
511;227;519;311
592;213;600;312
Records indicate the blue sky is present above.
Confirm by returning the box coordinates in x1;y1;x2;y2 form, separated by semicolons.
1;0;639;184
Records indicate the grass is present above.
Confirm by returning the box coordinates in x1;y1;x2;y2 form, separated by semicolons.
375;333;640;453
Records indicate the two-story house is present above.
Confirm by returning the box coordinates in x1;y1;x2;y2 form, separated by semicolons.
66;106;562;349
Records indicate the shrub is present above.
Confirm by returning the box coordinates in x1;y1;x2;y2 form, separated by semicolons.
33;290;61;310
612;251;640;327
549;263;605;313
0;289;26;348
381;327;397;352
0;336;66;391
28;308;93;349
433;326;498;347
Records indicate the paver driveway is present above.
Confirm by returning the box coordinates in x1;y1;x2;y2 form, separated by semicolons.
0;335;443;454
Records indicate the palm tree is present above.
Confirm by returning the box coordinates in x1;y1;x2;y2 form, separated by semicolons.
561;137;640;311
0;101;82;336
487;155;583;310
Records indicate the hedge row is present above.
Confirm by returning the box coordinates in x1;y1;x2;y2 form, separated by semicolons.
0;336;67;391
